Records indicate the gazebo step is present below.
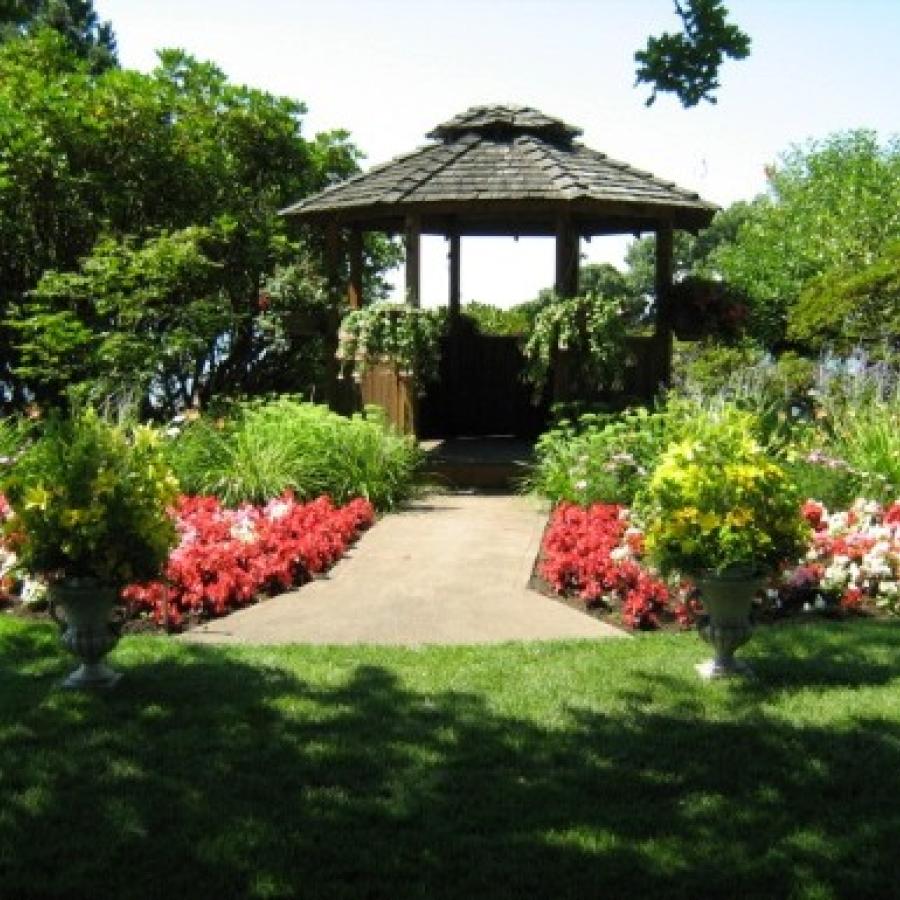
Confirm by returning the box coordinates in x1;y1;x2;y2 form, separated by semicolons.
421;437;535;490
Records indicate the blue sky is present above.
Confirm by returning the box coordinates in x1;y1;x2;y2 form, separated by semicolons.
95;0;900;306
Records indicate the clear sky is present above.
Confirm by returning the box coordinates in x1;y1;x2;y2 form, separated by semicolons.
94;0;900;306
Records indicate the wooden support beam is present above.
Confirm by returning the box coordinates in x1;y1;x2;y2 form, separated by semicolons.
448;230;461;318
324;218;341;300
404;214;421;307
654;223;674;386
348;227;364;309
554;215;579;297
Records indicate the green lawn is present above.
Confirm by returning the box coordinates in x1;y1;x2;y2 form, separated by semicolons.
1;618;899;900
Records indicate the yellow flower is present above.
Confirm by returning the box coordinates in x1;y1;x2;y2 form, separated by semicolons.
61;508;89;528
726;507;753;526
698;512;718;530
23;487;50;511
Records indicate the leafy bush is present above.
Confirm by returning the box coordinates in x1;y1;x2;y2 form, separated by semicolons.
2;409;179;585
165;397;421;511
460;301;536;336
638;405;807;576
813;373;900;503
789;241;900;351
0;416;28;462
673;341;766;391
529;407;673;506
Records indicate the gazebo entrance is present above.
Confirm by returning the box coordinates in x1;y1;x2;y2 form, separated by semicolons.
417;324;548;439
281;105;716;436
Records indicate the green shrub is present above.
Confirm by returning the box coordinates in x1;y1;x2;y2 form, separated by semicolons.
780;458;863;509
165;397;422;511
460;301;536;336
788;241;900;351
0;416;28;462
529;407;672;506
639;405;806;576
815;386;900;503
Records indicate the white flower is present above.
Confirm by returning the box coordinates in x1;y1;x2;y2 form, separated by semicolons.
0;549;16;579
20;579;47;605
609;547;630;562
827;512;849;534
265;499;292;521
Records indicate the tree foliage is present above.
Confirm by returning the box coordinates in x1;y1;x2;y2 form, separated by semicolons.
0;31;394;415
0;0;116;71
635;0;750;107
713;130;900;345
788;242;900;351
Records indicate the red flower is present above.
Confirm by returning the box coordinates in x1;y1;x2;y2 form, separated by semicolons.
540;502;671;630
124;492;374;627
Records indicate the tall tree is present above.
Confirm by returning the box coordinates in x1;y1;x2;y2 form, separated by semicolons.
623;200;758;297
0;32;395;413
714;130;900;345
0;0;116;71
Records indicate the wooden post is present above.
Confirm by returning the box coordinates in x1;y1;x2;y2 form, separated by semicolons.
405;214;421;307
348;227;364;309
324;218;341;300
323;217;342;412
554;215;579;297
654;223;674;386
448;229;461;318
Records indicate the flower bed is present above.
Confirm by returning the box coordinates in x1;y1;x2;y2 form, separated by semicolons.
2;491;374;628
539;498;900;630
787;498;900;615
539;502;695;629
123;493;374;627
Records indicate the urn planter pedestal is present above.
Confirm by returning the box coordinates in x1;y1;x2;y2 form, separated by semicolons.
50;580;122;690
693;571;765;680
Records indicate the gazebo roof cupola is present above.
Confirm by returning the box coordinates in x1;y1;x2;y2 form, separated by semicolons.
426;104;582;144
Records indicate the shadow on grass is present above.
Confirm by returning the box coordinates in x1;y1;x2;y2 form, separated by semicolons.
1;622;899;900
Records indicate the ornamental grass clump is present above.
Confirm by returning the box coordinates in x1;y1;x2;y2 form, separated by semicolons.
638;406;808;577
165;397;421;511
1;410;179;586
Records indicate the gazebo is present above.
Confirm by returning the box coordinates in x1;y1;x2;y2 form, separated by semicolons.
281;104;716;432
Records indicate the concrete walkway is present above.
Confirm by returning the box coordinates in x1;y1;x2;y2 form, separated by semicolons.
183;493;625;646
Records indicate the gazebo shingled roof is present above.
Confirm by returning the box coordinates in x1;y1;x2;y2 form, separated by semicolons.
281;104;717;234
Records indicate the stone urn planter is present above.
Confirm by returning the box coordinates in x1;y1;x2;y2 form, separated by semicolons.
50;579;122;689
693;570;766;679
